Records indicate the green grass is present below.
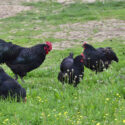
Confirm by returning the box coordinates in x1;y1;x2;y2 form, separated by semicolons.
0;0;125;125
0;39;125;125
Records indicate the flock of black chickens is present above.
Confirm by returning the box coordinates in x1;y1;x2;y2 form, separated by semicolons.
58;42;118;87
0;39;118;102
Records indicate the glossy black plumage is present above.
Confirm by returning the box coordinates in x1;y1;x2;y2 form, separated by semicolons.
0;67;26;102
83;43;119;73
0;39;51;81
58;53;84;87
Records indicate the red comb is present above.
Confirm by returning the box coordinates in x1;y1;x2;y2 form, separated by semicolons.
46;41;52;50
81;53;84;56
83;41;87;46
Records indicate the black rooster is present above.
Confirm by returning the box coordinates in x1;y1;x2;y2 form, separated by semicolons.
58;53;84;87
0;39;52;82
82;42;119;73
0;67;26;102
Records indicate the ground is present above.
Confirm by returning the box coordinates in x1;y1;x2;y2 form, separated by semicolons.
0;0;124;49
0;0;125;125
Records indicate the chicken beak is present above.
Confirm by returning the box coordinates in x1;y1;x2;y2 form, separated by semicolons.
24;97;27;103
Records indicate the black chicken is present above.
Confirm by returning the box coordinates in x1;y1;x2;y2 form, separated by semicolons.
58;53;84;87
0;39;52;82
82;42;119;73
0;67;26;102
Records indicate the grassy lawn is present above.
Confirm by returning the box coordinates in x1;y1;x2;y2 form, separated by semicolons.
0;0;125;125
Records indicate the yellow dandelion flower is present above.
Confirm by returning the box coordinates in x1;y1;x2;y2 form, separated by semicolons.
11;123;16;125
37;96;42;102
77;121;80;124
123;120;125;123
58;112;62;116
3;119;9;124
96;123;100;125
41;112;44;116
37;96;40;99
64;112;68;115
39;99;42;102
4;119;8;122
106;98;109;101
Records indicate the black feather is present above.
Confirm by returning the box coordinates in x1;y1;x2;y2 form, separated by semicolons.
0;67;26;102
83;43;119;73
0;39;23;63
0;39;49;79
58;53;84;87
